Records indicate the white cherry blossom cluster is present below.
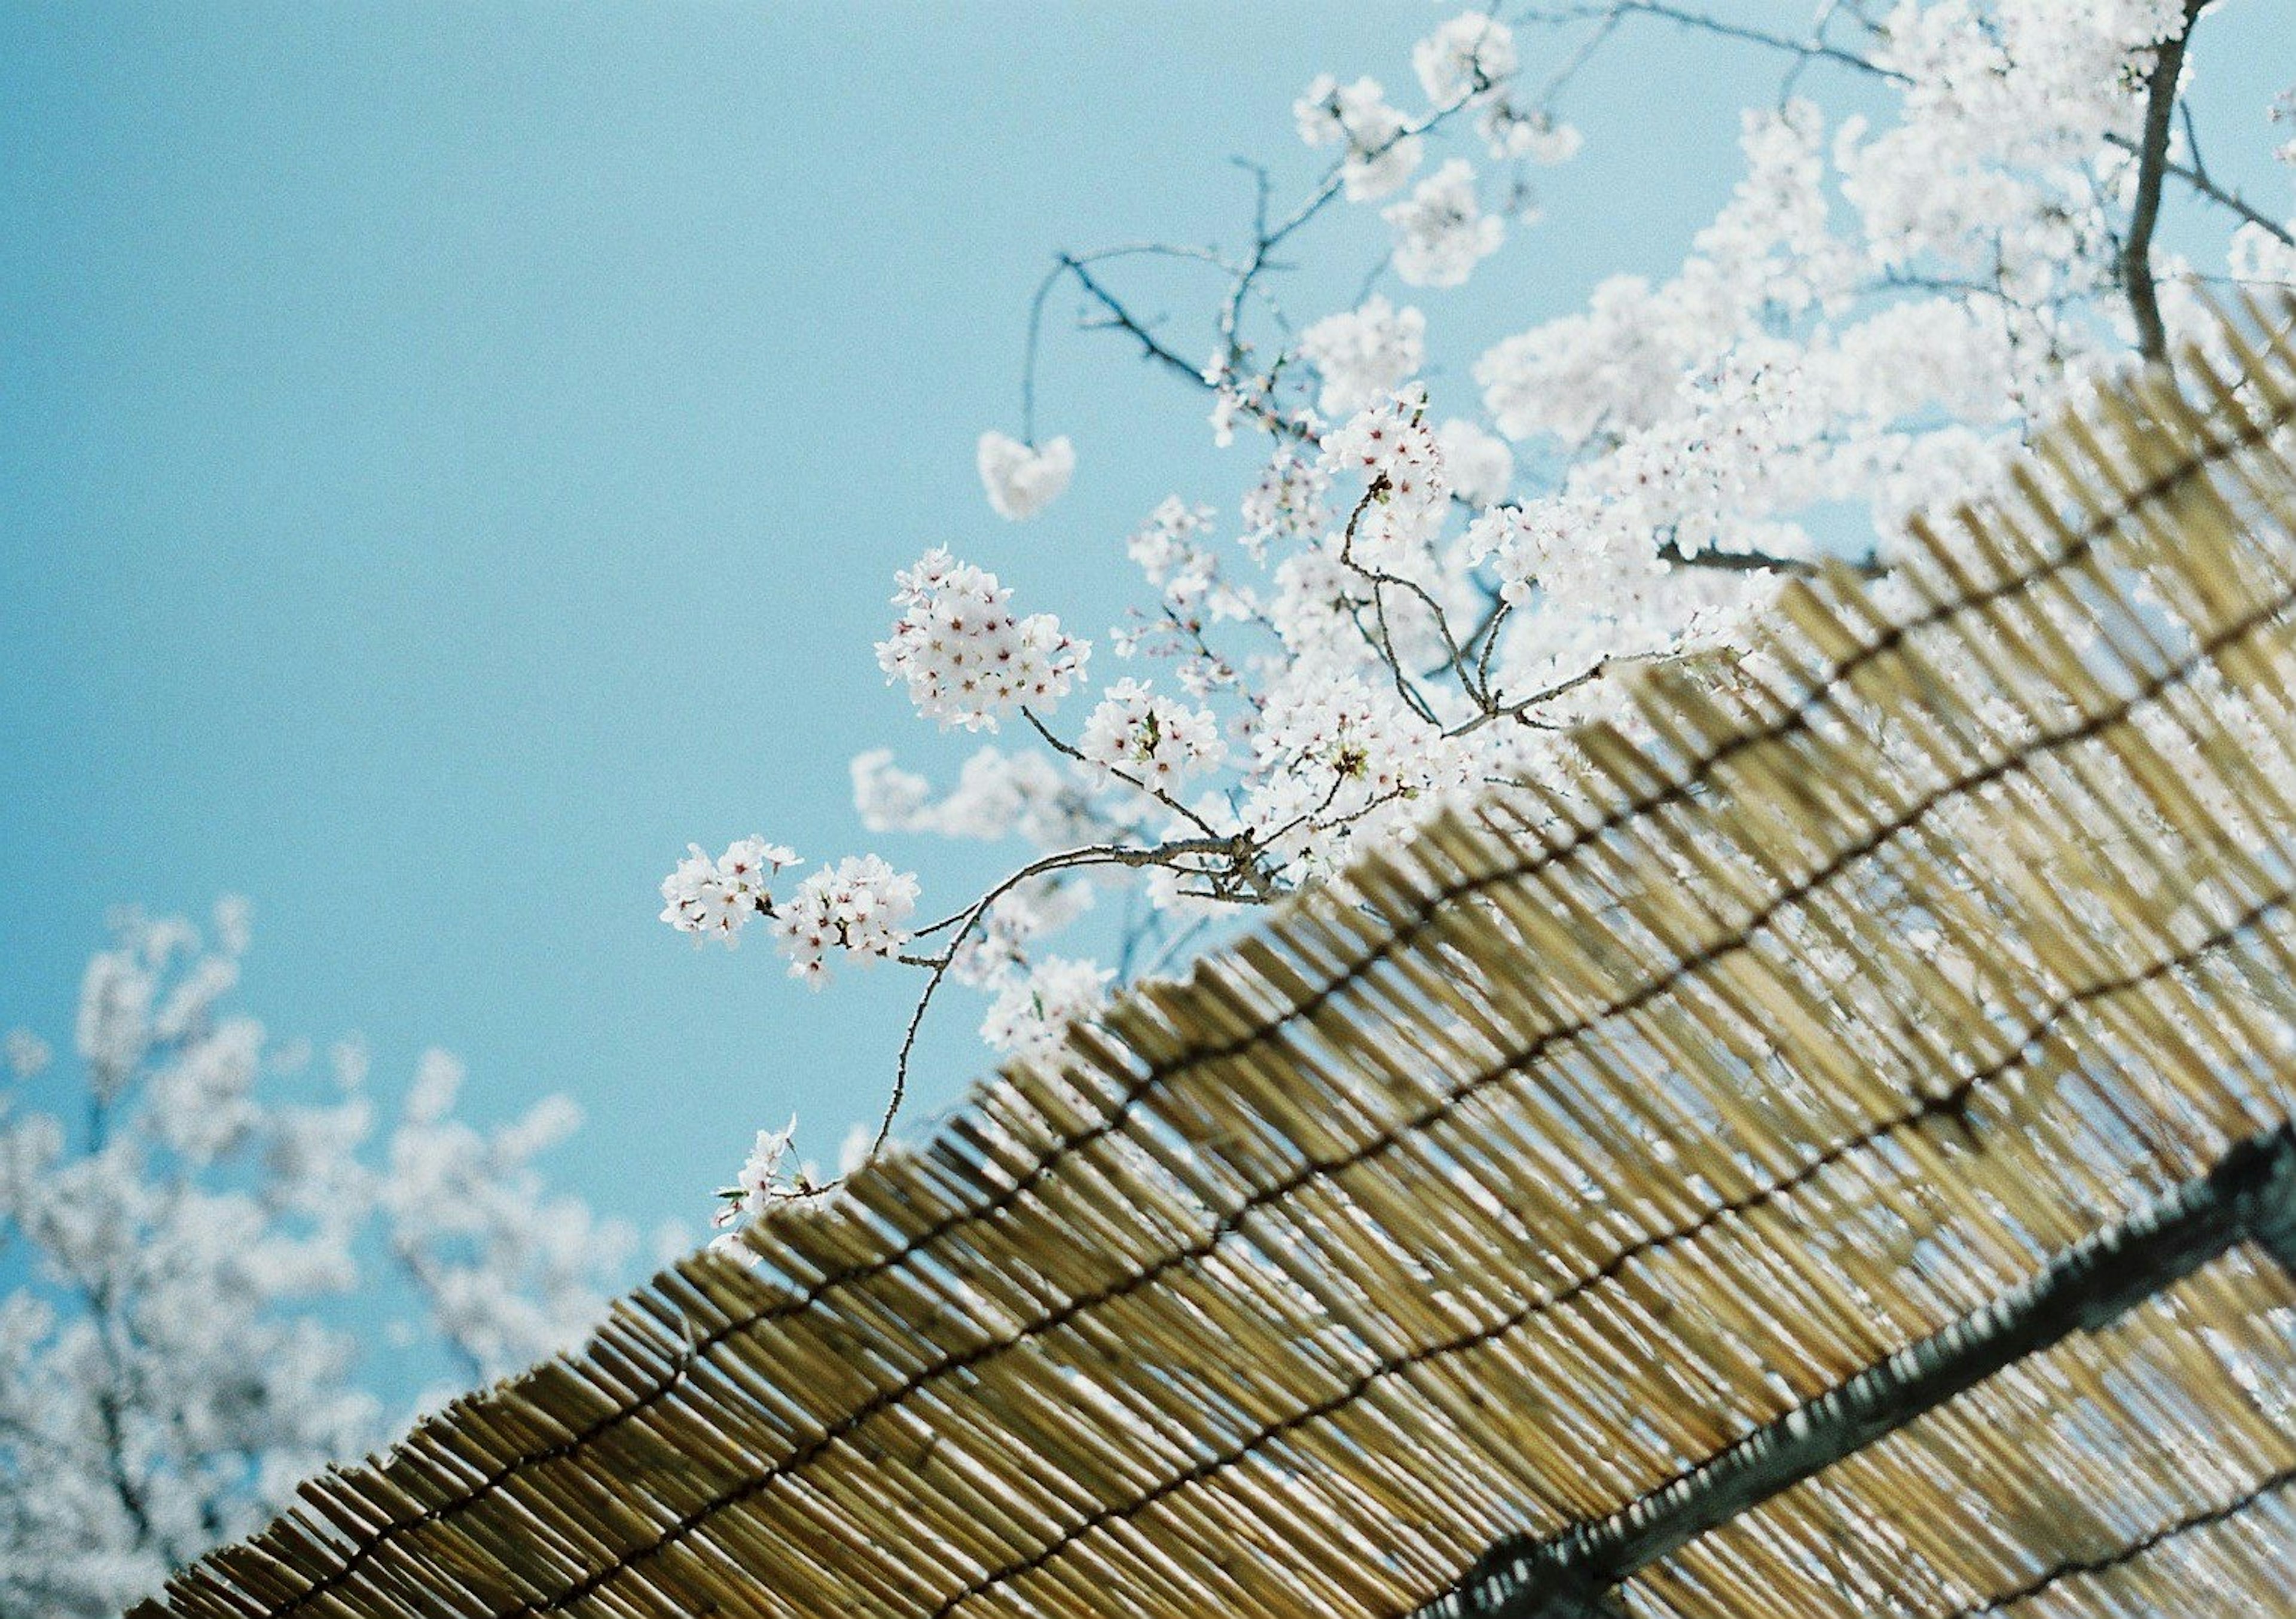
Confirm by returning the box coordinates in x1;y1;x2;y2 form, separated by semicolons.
772;855;921;988
1385;158;1504;288
1479;102;1584;164
1293;74;1424;200
1239;445;1332;560
875;546;1088;730
1462;497;1668;611
1239;673;1476;883
1201;353;1303;448
1474;271;1683;442
848;748;933;832
975;431;1076;521
980;957;1115;1065
1318;387;1451;563
1113;497;1262;689
1251;675;1426;804
854;744;1110;848
1077;679;1228;790
1461;501;1568;607
1413;11;1516;108
658;835;798;946
1436;417;1513;507
1298;294;1427;418
2;909;633;1615
714;1116;796;1234
1125;497;1224;616
659;839;926;992
1264;543;1381;671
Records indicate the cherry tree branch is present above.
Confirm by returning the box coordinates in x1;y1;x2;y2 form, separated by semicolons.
2103;113;2295;252
1443;650;1668;738
716;0;2282;1235
1055;255;1229;403
2120;2;2211;364
1527;1;1900;85
1656;535;1880;579
775;822;1287;1192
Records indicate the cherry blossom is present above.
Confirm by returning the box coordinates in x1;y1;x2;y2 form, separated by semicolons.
1479;102;1583;164
662;0;2294;1246
1077;679;1228;791
1293;74;1424;200
659;835;799;946
771;855;921;988
1318;387;1451;563
1436;417;1514;508
975;431;1076;521
1;907;631;1616
714;1116;798;1230
1298;294;1427;417
874;547;1089;731
1385;158;1505;288
981;957;1115;1065
1414;12;1517;108
1240;445;1333;560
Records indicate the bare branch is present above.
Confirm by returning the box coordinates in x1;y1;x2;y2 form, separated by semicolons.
1061;256;1219;392
1526;1;1900;85
2105;136;2296;253
1444;652;1666;739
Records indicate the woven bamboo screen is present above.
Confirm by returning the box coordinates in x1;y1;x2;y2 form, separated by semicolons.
138;295;2296;1619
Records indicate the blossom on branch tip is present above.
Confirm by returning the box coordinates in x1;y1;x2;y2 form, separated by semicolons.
715;1116;798;1227
1077;679;1227;790
1318;387;1449;561
1463;497;1664;608
976;432;1075;521
1299;295;1426;419
875;548;1088;730
771;855;920;989
1293;74;1424;200
1413;13;1516;108
659;836;799;948
1480;103;1583;164
1386;158;1504;289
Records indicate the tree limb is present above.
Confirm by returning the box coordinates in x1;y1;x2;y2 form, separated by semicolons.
2121;2;2210;364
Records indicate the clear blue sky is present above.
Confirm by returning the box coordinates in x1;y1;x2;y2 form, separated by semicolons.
4;2;2286;1254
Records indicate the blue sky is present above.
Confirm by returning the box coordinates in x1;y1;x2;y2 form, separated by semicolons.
4;1;2287;1261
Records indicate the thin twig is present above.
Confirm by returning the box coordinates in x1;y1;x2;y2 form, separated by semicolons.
1527;1;1901;84
2103;133;2296;252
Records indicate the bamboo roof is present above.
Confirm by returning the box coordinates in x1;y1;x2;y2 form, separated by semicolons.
138;295;2296;1619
